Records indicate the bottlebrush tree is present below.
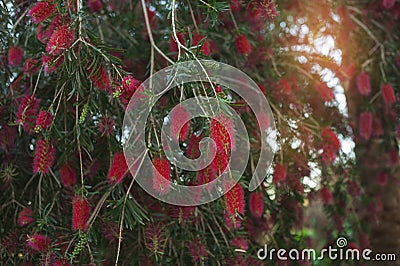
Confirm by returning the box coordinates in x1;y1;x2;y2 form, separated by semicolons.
0;0;399;265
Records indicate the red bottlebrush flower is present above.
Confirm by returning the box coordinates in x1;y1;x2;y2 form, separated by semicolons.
193;35;210;56
41;55;63;74
152;157;171;195
320;187;333;205
188;236;208;263
389;148;399;164
27;234;50;252
210;148;230;174
115;75;141;106
72;196;90;231
249;191;264;218
59;163;77;188
89;64;110;92
381;83;396;106
224;211;242;229
28;1;56;23
169;33;185;53
107;152;129;184
145;223;167;255
16;94;41;133
230;236;248;250
88;0;102;12
185;133;202;159
356;72;371;96
235;34;252;56
210;114;235;151
372;115;384;137
33;139;56;175
224;182;245;216
259;0;278;21
196;165;217;188
320;127;341;164
359;112;373;141
170;105;190;142
273;163;287;184
23;58;39;74
377;171;388;186
383;0;395;9
98;115;115;136
18;208;35;227
46;25;75;55
314;81;334;102
35;110;53;132
230;0;243;12
8;46;23;67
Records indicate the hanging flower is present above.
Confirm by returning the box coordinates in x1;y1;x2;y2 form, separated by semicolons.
152;156;171;195
234;34;252;56
107;152;129;184
114;75;141;106
18;208;35;227
27;234;50;252
210;113;235;151
320;187;333;205
169;33;185;53
28;1;56;23
314;81;334;102
356;72;371;96
72;196;90;231
273;163;287;184
88;0;103;13
7;46;23;67
88;64;110;92
381;83;396;106
98;115;115;136
33;139;56;175
16;94;41;133
170;105;190;142
320;127;341;164
193;34;210;56
224;182;245;216
46;25;75;55
248;191;264;218
185;133;202;159
59;163;77;188
359;112;373;141
35;110;53;132
224;211;242;229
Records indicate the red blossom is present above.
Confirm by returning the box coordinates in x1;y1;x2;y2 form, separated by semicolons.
23;58;39;74
188;236;208;263
107;152;129;184
320;187;333;205
224;182;245;216
273;163;287;184
152;157;171;195
359;112;373;141
170;33;185;53
72;196;90;231
230;236;248;250
46;25;75;55
28;1;56;23
115;75;141;106
16;94;41;133
224;211;242;229
249;191;264;218
193;35;210;56
356;72;371;96
185;133;202;159
8;46;23;67
145;223;166;255
98;115;115;136
59;163;77;188
381;83;396;106
89;64;110;92
33;139;56;175
88;0;103;12
18;208;35;227
35;110;53;132
320;127;341;164
235;34;252;56
170;105;190;142
27;234;50;252
210;114;235;151
314;81;334;102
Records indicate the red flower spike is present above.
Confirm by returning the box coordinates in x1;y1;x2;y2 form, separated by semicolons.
169;33;185;53
28;1;56;23
72;196;90;231
359;112;373;141
193;35;210;56
356;72;371;96
59;163;77;188
314;81;334;102
234;34;252;56
16;94;41;133
8;46;23;67
273;163;287;184
152;157;171;195
320;187;333;205
88;0;102;12
224;182;245;216
377;171;388;186
210;114;235;151
35;110;53;132
249;191;264;218
185;133;202;159
33;139;56;175
89;64;110;92
224;211;242;229
145;223;167;255
381;83;396;106
116;75;141;106
107;152;129;184
188;237;208;263
27;234;50;252
170;105;190;142
230;236;248;250
320;127;341;164
18;208;35;227
46;25;75;56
